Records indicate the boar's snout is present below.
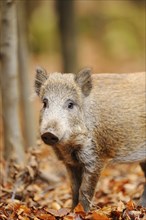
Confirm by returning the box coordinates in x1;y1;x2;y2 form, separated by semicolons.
41;132;59;145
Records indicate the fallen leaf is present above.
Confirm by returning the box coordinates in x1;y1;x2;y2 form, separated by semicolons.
92;211;110;220
51;202;61;210
17;205;31;215
46;208;70;217
63;217;74;220
36;213;56;220
126;200;135;210
74;203;86;219
74;203;84;213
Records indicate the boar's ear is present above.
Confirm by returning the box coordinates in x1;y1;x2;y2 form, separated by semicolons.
35;67;48;96
75;68;92;96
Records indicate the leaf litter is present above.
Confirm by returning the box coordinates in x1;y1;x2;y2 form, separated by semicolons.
0;145;146;219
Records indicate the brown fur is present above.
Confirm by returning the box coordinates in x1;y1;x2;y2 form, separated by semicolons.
35;67;146;211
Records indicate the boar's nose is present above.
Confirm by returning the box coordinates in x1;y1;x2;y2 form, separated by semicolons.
41;132;59;145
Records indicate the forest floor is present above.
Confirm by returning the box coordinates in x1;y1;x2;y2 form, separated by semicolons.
0;144;146;220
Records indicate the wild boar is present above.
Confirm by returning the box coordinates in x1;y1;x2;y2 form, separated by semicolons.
35;67;146;211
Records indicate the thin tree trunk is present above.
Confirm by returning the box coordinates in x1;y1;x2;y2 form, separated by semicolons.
17;0;36;148
56;0;78;73
0;0;25;163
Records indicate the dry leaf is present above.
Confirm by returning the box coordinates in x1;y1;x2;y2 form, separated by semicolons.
17;205;31;215
74;203;84;213
92;211;110;220
47;208;70;217
126;200;135;210
51;202;61;210
63;216;74;220
0;150;146;220
36;213;56;220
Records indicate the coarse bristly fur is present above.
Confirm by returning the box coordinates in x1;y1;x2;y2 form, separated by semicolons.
35;67;146;212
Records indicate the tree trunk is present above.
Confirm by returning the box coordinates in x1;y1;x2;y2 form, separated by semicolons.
17;0;36;148
56;0;78;73
0;0;25;163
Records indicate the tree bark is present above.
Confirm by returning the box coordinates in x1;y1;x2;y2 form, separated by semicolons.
17;0;36;148
56;0;78;73
0;0;25;163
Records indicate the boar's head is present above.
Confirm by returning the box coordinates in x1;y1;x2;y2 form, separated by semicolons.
35;67;92;148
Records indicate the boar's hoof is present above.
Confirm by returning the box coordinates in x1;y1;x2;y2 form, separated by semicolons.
41;132;59;145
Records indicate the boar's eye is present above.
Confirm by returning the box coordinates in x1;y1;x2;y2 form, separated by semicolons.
42;98;48;108
67;100;75;109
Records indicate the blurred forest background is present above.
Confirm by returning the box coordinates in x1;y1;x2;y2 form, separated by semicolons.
0;0;145;163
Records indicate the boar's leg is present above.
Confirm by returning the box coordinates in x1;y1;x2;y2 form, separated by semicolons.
139;161;146;207
78;155;103;212
79;168;101;212
66;165;83;210
76;143;103;212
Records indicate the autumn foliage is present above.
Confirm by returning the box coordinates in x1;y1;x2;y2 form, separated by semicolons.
0;146;146;219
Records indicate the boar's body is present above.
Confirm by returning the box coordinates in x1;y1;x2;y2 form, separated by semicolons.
85;73;145;163
35;68;146;211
